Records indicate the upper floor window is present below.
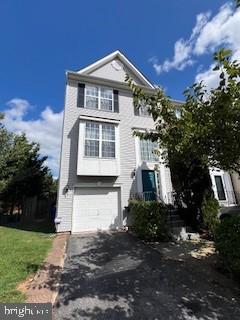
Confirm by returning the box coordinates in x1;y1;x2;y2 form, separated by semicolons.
138;104;150;117
175;108;182;119
140;139;159;162
84;122;116;158
85;85;113;112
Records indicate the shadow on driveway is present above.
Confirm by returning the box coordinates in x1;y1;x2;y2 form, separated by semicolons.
54;232;240;320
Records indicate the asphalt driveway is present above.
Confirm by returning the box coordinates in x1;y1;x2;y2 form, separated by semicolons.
54;232;240;320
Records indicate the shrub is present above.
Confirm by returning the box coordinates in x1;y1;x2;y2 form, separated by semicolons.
129;200;168;241
215;216;240;278
201;196;220;236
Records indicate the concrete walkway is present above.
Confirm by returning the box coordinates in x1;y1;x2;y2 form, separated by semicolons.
55;232;240;320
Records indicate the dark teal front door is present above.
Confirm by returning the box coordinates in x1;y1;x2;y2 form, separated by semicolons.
142;170;157;200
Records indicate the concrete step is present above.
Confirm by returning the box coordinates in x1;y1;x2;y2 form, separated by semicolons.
168;220;186;228
169;214;182;220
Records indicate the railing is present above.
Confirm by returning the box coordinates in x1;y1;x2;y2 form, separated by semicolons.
130;191;157;201
130;191;179;204
130;190;239;207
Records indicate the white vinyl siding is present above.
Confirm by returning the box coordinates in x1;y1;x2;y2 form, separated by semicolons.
84;122;116;158
85;85;113;112
140;139;158;162
56;75;174;232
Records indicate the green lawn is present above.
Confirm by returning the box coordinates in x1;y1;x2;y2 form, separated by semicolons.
0;225;54;302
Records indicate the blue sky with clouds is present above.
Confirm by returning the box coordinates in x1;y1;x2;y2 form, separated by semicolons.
0;0;239;175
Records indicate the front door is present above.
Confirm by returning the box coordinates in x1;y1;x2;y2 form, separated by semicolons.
142;170;157;200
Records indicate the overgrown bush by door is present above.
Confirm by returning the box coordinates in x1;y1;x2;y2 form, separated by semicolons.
202;196;220;236
129;200;169;241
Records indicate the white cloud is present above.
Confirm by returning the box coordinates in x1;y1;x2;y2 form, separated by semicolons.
194;3;234;55
195;63;221;89
150;2;240;78
5;98;31;120
150;11;210;74
3;98;63;176
150;39;194;74
194;4;240;89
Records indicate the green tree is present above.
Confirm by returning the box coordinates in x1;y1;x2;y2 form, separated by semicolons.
182;48;240;173
126;48;240;227
0;116;57;217
0;114;12;192
2;134;50;214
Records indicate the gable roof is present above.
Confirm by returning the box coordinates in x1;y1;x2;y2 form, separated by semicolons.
77;50;155;89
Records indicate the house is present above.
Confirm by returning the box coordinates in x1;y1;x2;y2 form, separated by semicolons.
56;50;238;233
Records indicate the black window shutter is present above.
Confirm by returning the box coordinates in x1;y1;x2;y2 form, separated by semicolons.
77;83;85;108
113;89;119;113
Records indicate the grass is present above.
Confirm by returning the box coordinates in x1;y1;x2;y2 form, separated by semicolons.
0;225;54;302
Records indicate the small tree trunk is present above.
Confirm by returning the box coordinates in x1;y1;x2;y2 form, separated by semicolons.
10;201;14;215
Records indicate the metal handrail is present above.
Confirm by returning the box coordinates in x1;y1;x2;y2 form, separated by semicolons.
130;191;157;201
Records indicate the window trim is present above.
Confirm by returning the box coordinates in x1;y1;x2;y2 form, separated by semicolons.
84;85;114;112
84;121;116;159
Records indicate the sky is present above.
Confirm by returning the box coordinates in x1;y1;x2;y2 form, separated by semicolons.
0;0;239;176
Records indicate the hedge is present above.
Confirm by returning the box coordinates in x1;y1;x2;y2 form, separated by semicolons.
215;215;240;278
202;196;220;236
129;200;168;241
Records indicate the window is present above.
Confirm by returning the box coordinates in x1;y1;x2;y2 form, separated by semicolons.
85;122;99;157
214;176;226;200
175;108;182;119
140;139;159;162
85;85;113;112
84;122;116;158
101;88;113;111
85;86;98;109
102;124;115;157
138;103;150;117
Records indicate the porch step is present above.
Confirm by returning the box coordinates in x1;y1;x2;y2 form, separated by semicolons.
168;211;186;228
168;220;186;228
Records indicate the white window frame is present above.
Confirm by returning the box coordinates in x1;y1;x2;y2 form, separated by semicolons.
84;121;116;159
85;85;114;112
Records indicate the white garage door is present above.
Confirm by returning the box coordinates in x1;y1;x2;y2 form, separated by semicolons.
72;187;120;233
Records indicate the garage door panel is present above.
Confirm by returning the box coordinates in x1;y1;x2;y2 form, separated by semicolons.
72;187;120;233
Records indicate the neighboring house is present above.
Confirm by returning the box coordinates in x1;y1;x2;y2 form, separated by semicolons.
56;50;238;233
